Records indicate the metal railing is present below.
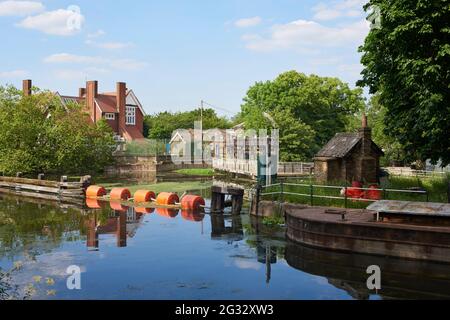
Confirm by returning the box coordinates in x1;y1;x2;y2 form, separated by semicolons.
258;182;429;208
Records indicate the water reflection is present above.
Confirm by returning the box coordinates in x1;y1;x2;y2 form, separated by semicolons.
1;194;450;300
285;241;450;299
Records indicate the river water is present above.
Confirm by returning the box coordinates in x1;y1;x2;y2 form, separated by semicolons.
1;194;450;300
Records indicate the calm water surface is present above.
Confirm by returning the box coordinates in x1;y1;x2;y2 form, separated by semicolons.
1;194;450;300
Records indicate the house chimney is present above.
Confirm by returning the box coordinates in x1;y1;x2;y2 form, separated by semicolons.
79;87;86;98
116;82;127;135
86;81;98;122
23;80;32;96
359;113;372;154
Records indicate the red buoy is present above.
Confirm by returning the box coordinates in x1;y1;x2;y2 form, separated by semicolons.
156;192;180;206
365;184;382;200
86;185;107;198
110;188;131;201
181;195;205;210
181;210;204;222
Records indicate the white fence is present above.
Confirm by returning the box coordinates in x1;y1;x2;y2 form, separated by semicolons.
384;167;449;178
212;159;314;177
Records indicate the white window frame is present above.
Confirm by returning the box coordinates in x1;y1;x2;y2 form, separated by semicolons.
104;113;115;120
126;105;136;125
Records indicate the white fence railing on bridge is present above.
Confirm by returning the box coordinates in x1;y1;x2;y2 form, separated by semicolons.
278;162;314;176
212;159;313;177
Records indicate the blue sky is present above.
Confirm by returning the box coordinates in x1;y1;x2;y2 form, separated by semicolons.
0;0;370;116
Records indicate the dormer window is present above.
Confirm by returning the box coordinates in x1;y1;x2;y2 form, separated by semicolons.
104;113;115;120
126;106;136;125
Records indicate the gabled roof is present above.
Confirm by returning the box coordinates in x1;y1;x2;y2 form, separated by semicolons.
316;132;384;159
95;94;117;113
316;133;361;158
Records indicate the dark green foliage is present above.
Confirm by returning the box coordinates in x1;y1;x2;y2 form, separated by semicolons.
0;85;116;175
358;0;450;165
238;71;365;161
144;108;232;139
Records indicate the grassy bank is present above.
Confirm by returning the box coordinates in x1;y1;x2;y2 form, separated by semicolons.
175;168;215;176
262;175;449;209
98;180;212;195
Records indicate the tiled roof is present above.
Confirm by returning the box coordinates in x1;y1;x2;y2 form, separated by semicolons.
316;133;361;158
95;94;117;113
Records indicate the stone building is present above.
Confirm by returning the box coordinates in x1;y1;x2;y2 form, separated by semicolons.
314;115;384;183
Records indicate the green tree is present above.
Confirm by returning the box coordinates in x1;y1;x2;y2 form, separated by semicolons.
239;71;365;161
358;0;450;165
144;108;232;139
0;86;115;175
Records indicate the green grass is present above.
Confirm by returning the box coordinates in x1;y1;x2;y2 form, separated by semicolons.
262;175;449;209
175;168;215;176
99;180;213;195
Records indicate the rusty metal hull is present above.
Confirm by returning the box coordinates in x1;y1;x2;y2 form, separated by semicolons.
285;207;450;264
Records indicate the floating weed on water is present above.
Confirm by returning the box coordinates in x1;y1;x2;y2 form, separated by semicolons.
32;275;42;283
47;290;57;296
25;283;37;297
46;278;55;286
13;261;23;270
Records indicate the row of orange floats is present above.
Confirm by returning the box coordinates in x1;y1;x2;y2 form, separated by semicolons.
85;186;206;211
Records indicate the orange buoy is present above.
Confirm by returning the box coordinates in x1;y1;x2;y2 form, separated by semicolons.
181;210;204;222
181;195;205;210
156;192;180;206
135;207;155;214
110;201;128;212
156;208;179;218
134;190;156;203
110;188;131;201
86;198;104;209
86;185;107;198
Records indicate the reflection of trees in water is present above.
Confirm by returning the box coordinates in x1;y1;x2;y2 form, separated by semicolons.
0;196;111;261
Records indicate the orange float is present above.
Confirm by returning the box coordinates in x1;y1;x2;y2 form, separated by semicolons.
110;201;128;212
86;185;107;198
86;198;105;209
156;208;179;218
110;188;131;201
135;207;155;214
134;190;156;203
156;192;180;206
181;195;205;210
181;210;204;222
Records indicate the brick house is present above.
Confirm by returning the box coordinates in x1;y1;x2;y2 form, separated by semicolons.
314;115;384;183
22;79;146;141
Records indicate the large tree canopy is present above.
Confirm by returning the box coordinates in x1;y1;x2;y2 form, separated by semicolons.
0;85;115;175
238;71;365;161
144;108;232;139
358;0;450;165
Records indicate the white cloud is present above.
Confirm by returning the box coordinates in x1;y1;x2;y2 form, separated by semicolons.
0;69;29;78
86;39;134;50
243;19;369;52
17;8;85;36
312;0;366;21
87;29;105;38
0;0;44;16
235;16;262;28
44;53;148;71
